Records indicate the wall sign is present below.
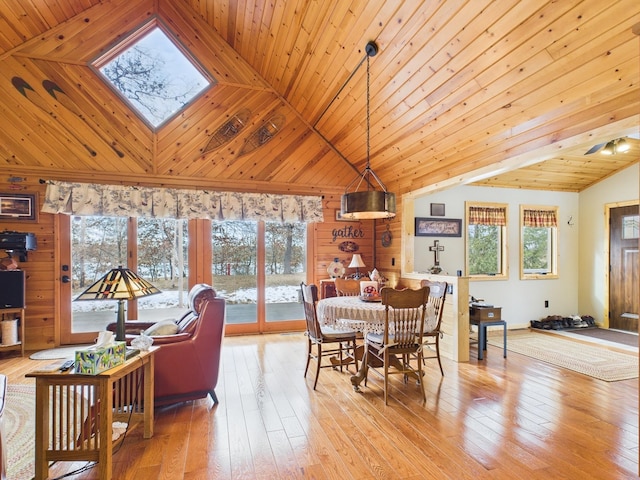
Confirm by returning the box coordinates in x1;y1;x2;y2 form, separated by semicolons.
332;225;364;242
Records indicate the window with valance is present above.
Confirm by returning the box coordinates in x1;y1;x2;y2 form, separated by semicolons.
520;205;558;279
466;202;508;278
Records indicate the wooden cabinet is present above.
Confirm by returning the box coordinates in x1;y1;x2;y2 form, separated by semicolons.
0;307;24;356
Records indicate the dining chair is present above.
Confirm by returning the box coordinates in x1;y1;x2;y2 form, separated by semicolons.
301;282;359;390
334;278;362;296
364;286;430;405
420;280;448;376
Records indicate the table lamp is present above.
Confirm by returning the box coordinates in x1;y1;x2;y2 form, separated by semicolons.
348;254;366;279
75;266;161;341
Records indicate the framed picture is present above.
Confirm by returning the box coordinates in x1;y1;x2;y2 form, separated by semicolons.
415;217;462;237
0;193;38;221
335;209;357;222
430;203;445;216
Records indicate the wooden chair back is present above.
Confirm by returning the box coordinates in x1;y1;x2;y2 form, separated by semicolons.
380;286;430;346
420;280;448;333
301;283;322;340
334;278;362;296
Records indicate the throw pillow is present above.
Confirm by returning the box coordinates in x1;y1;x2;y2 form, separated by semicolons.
144;320;179;336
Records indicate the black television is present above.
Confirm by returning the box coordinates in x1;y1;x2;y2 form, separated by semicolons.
0;270;25;309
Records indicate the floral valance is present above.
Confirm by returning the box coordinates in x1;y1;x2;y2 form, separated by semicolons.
41;181;324;223
523;208;557;228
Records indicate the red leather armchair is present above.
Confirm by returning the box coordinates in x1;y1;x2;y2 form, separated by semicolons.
107;284;225;406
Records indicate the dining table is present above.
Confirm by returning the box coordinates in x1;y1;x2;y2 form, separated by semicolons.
316;295;388;334
316;295;436;391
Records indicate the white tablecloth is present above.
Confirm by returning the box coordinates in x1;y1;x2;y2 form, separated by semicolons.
316;296;436;335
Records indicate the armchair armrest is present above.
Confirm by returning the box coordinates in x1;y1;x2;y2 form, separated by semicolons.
149;332;192;345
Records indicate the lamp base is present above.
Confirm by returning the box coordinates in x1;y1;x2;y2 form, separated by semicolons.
115;299;126;342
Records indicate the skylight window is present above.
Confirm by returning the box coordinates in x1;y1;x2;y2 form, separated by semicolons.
95;24;213;128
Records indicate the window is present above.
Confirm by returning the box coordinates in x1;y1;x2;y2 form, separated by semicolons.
520;206;558;279
71;216;189;333
465;202;508;279
93;20;213;128
211;220;308;331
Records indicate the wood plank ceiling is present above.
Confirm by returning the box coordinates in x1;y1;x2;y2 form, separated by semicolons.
0;0;638;196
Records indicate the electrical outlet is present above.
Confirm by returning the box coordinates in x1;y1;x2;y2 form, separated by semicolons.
544;300;549;308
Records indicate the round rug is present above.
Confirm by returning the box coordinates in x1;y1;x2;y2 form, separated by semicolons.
30;345;92;360
5;384;35;480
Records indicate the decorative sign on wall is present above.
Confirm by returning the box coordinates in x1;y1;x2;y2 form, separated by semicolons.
331;225;365;243
338;241;358;253
415;217;462;237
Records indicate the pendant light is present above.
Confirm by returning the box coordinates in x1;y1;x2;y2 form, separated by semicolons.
340;41;396;220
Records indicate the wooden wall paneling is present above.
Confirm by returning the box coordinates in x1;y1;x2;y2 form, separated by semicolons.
155;85;256;165
159;0;268;88
16;0;152;61
52;69;155;171
313;194;374;285
0;61;109;171
0;175;56;351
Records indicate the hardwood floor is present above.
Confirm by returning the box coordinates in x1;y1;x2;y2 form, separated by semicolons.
2;333;638;479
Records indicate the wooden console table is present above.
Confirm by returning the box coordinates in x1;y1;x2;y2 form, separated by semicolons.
26;348;156;480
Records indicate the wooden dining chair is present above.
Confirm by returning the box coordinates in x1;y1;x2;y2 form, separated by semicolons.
334;278;362;296
301;283;359;390
364;286;430;405
420;280;448;376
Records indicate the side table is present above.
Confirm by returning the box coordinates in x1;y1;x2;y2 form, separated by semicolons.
26;347;156;480
470;318;507;360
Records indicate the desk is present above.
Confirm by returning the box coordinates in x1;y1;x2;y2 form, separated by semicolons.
26;348;156;480
470;319;507;360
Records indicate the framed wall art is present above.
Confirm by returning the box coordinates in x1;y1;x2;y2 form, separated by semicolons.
0;193;38;221
430;203;445;216
335;209;357;222
415;217;462;237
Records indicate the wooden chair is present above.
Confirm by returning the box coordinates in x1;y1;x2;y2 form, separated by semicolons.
420;280;448;376
334;278;362;296
301;283;359;390
364;286;430;405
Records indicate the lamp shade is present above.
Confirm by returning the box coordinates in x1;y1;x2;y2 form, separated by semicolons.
75;266;161;301
348;254;366;269
75;266;161;342
341;191;396;220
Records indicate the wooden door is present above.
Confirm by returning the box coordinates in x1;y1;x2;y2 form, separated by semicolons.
609;204;639;331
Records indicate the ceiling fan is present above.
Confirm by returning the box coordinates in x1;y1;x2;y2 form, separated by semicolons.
584;137;631;155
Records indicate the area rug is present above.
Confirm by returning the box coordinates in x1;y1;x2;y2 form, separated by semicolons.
5;384;35;480
564;328;638;348
487;330;639;382
30;344;92;360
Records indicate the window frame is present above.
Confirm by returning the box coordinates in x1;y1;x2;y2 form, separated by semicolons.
520;204;559;280
465;201;508;280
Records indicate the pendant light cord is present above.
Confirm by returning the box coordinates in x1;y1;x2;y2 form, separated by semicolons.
366;52;371;171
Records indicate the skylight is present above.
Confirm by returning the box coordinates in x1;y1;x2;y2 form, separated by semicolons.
95;24;213;128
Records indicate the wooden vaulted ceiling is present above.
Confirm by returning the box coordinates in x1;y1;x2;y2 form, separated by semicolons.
0;0;638;197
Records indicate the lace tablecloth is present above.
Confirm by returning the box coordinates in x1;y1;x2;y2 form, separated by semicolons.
316;296;436;334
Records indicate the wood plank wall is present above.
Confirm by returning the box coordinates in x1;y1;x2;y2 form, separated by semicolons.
0;174;55;351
